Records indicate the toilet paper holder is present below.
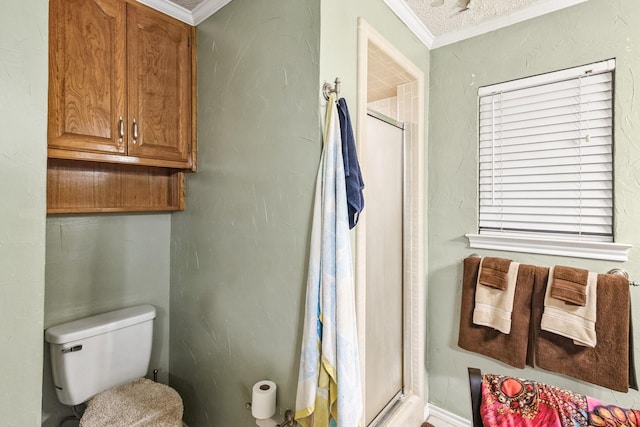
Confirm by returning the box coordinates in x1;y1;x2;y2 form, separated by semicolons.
245;403;296;427
276;409;296;427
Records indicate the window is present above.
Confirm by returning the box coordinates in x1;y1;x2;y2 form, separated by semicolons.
466;59;631;261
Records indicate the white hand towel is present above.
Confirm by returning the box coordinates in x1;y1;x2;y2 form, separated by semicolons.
540;267;597;347
473;259;520;334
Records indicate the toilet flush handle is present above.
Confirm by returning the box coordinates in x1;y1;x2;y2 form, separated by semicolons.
61;345;83;354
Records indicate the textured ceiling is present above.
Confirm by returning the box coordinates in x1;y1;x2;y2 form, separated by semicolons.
405;0;543;36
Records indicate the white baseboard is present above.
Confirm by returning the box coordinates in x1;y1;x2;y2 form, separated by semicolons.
424;403;471;427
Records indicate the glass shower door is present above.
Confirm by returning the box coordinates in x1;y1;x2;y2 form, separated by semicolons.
364;111;405;425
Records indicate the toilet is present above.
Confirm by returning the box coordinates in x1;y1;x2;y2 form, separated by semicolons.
45;305;183;426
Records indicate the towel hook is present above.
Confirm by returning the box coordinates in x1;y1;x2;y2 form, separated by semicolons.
322;77;341;101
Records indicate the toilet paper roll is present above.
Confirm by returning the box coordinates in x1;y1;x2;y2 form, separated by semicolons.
251;380;277;419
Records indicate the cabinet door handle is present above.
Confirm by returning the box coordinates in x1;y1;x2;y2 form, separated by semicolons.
118;116;124;143
132;118;138;144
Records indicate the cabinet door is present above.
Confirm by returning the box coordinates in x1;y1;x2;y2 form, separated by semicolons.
127;5;192;167
48;0;127;155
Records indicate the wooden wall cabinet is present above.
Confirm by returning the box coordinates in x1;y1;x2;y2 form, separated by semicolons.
47;0;197;213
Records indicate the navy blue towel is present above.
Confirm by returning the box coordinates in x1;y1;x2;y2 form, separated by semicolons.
337;98;365;229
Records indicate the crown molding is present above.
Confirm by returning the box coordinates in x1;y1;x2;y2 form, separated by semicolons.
382;0;436;49
135;0;233;26
136;0;195;25
191;0;233;25
384;0;589;50
138;0;588;44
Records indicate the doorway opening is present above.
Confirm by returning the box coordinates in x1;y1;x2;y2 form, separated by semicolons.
355;18;426;427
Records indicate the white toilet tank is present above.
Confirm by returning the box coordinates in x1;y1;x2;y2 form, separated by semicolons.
45;305;157;406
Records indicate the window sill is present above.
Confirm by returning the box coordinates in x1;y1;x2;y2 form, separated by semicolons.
466;233;632;262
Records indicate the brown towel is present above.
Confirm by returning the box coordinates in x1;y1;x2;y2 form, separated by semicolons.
478;257;512;290
551;265;589;306
458;256;535;368
535;269;632;392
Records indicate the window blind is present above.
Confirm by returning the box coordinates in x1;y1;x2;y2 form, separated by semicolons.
478;60;615;242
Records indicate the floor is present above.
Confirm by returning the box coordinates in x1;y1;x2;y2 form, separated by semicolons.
425;415;469;427
426;420;462;427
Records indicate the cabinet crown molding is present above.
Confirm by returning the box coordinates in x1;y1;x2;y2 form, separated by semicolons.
135;0;233;26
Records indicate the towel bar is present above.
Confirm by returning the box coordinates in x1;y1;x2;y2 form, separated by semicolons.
465;255;638;286
607;268;639;286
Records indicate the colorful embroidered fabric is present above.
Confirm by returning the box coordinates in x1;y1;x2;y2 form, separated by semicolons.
480;374;640;427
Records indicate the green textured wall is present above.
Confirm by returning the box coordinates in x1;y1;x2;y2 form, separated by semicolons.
169;1;430;425
428;0;640;418
169;0;321;425
42;214;172;426
0;1;48;425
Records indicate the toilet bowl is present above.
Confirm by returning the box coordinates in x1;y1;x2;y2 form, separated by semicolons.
45;305;183;426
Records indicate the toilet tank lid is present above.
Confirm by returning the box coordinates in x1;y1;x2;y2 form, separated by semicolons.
45;305;157;344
